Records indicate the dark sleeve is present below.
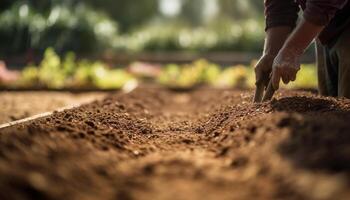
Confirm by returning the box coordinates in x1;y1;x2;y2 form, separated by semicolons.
303;0;349;26
265;0;300;30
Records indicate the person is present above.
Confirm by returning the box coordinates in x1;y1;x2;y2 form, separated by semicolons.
254;0;350;102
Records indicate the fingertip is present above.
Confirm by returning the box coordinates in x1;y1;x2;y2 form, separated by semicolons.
282;75;289;84
291;73;297;82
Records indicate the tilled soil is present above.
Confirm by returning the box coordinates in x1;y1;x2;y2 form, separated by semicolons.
0;88;350;200
0;92;107;124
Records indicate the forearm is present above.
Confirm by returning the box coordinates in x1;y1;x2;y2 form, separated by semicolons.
270;19;325;90
263;26;293;57
280;19;325;56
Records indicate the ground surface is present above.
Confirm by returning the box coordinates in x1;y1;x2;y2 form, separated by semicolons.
0;91;107;124
0;87;350;200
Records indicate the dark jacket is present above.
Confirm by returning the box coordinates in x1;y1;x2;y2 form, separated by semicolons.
265;0;350;46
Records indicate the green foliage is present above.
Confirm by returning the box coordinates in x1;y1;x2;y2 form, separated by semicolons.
116;19;264;52
158;59;317;89
0;0;269;55
85;0;158;32
38;47;66;88
20;65;39;86
219;0;264;20
18;48;135;89
14;55;318;90
158;59;242;88
0;1;118;55
92;67;135;89
214;65;248;88
157;60;207;88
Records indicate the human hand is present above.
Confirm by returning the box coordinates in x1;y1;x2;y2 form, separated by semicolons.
271;49;301;90
255;54;275;87
253;54;275;102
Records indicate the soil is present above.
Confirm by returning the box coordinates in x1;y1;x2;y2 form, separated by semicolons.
0;87;350;200
0;92;107;124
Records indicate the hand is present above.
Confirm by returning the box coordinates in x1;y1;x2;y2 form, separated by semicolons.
253;54;275;102
271;49;301;90
254;54;275;89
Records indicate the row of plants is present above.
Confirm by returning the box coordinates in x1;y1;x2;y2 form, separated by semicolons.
157;59;317;89
17;48;136;89
1;48;317;90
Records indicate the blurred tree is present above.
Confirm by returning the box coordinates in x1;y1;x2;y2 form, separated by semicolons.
0;0;119;56
180;0;205;26
219;0;264;20
0;0;267;55
85;0;158;32
0;0;13;11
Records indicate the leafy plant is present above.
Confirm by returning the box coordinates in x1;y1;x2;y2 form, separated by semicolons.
18;48;135;89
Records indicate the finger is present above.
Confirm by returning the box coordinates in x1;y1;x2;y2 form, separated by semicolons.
281;72;290;84
253;83;264;103
271;68;281;90
254;67;263;85
283;68;296;84
287;68;298;83
263;73;271;88
262;80;276;102
290;71;297;81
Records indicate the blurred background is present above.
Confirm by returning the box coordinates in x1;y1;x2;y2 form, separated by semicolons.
0;0;317;90
0;0;266;61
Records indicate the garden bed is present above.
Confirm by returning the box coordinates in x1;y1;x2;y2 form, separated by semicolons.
0;87;350;200
0;91;106;124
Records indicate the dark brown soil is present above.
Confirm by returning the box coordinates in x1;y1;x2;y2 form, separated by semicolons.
0;92;107;124
0;87;350;200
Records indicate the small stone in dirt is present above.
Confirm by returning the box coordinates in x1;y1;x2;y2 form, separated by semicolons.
141;128;152;134
56;125;67;131
85;120;96;128
217;146;230;157
247;125;257;133
212;131;220;137
277;116;296;128
63;113;71;119
143;164;155;175
9;115;18;120
195;126;204;133
182;139;193;144
28;172;47;190
101;145;109;151
117;103;125;110
230;156;248;168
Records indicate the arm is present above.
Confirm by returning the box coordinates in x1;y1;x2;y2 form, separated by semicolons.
271;19;325;89
254;0;299;102
262;0;300;58
265;0;300;30
264;27;293;57
255;0;299;86
270;0;349;90
255;27;292;87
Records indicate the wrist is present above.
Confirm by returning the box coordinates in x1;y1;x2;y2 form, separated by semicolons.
262;53;277;61
279;45;304;57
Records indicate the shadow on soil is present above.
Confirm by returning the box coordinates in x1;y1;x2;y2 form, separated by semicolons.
272;96;350;173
